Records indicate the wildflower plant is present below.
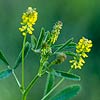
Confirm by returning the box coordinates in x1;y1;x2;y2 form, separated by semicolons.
0;7;92;100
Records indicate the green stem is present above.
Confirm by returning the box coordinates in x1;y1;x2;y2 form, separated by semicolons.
7;66;21;89
68;68;73;73
22;94;26;100
41;78;64;100
22;35;26;91
38;57;48;76
12;69;21;88
23;74;39;99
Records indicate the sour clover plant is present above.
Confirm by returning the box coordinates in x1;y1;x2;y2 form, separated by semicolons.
0;7;92;100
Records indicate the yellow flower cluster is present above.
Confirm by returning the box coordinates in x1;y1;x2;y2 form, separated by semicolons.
48;21;62;45
76;37;92;57
70;37;92;69
19;7;38;36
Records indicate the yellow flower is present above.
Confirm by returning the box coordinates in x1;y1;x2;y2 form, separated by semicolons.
48;21;62;45
70;37;92;69
70;56;85;69
76;37;92;54
19;7;38;36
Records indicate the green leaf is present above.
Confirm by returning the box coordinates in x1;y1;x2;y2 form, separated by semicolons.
44;31;50;43
64;51;77;57
36;28;45;49
49;85;81;100
0;69;12;80
53;42;76;50
67;42;76;47
31;34;37;49
44;71;55;95
0;51;9;65
53;44;63;48
54;70;80;81
54;38;73;53
13;42;30;69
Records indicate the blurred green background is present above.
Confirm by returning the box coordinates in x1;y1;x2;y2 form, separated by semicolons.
0;0;100;100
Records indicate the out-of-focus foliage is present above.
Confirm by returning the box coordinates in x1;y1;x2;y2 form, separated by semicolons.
0;0;100;100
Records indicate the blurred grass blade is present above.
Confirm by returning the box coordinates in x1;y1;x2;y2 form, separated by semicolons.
13;42;30;69
44;71;55;95
36;28;45;49
31;34;37;49
0;51;9;65
54;70;80;81
54;38;73;53
49;85;80;100
64;51;77;57
0;69;12;80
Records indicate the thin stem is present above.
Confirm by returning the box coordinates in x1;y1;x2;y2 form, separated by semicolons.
23;74;39;99
12;69;21;88
48;60;56;68
22;35;26;91
68;68;73;73
41;78;64;100
7;66;21;89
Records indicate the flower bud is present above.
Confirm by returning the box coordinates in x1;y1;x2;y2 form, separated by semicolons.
55;52;67;64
